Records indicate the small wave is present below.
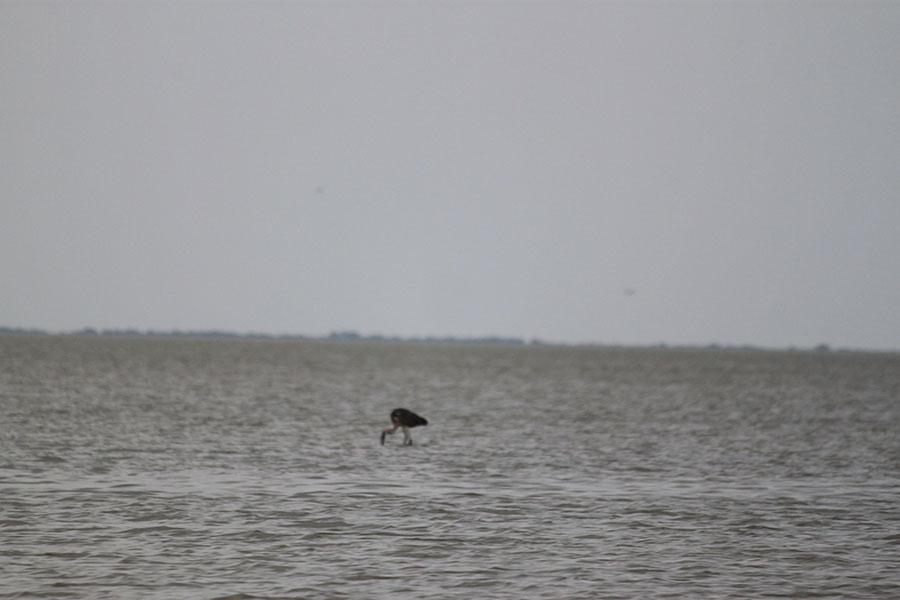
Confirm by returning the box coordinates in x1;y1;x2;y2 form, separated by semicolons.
121;525;195;536
37;455;66;464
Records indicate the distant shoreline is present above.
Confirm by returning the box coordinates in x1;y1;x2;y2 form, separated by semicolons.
2;326;894;355
0;326;530;346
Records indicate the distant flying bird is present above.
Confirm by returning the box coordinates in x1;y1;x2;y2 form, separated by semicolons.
381;408;428;446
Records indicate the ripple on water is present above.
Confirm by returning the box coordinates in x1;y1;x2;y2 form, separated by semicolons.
2;337;899;598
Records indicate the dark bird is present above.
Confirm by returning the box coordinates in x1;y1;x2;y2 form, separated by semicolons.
381;408;428;446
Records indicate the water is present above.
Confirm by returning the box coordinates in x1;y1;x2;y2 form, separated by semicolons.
2;335;899;599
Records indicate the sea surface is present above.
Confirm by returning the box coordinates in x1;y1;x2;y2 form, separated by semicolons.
1;335;899;599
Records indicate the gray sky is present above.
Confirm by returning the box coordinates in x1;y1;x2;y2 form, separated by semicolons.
2;1;899;349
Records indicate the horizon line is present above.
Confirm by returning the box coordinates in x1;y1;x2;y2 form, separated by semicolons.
1;325;895;355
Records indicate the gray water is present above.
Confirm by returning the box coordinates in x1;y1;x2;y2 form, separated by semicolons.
1;335;899;599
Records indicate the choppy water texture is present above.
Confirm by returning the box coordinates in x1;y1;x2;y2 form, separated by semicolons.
2;335;899;599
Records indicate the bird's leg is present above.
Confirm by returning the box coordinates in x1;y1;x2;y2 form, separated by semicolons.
401;425;412;446
381;424;399;445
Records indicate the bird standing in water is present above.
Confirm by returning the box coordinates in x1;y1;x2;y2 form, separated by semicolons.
381;408;428;446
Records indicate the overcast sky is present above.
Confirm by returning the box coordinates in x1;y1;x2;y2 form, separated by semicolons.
2;1;899;349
